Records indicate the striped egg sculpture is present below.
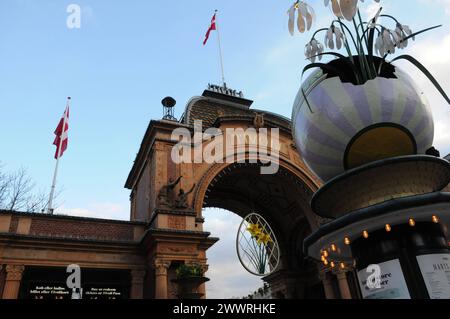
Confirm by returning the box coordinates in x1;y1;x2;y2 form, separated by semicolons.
292;67;434;182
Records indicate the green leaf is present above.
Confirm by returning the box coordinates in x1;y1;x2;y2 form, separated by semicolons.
400;25;442;44
307;52;357;78
301;62;341;78
307;52;349;61
304;55;361;85
300;62;344;114
368;25;376;58
391;54;450;105
301;87;313;113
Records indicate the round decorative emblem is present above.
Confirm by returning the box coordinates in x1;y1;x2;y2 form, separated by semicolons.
236;213;280;276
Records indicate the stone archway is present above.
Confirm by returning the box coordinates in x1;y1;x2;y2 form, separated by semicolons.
195;160;322;298
124;88;324;299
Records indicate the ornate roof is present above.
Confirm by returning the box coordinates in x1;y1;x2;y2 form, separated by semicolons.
125;87;295;190
181;88;292;132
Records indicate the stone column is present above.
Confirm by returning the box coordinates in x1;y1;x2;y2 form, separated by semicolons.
198;264;209;299
154;259;171;299
2;265;25;299
130;270;146;299
334;270;352;300
319;269;336;300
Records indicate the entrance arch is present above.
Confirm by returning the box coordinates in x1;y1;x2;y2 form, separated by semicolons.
196;160;321;298
194;157;319;226
124;89;324;298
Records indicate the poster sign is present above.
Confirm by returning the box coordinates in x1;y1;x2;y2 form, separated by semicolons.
84;287;123;299
416;254;450;299
29;285;70;299
28;284;124;299
357;259;411;299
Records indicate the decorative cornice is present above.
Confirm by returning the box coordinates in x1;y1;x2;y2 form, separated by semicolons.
0;210;145;226
0;232;141;247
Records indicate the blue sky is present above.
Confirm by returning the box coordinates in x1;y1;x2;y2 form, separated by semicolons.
1;0;450;298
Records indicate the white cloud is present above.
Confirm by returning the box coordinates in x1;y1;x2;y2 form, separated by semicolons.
419;0;450;16
400;34;450;155
364;2;382;20
203;209;263;299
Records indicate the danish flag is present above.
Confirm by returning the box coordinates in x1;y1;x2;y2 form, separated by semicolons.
203;13;216;45
53;103;70;159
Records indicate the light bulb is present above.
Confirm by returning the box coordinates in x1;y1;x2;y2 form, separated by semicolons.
344;237;351;245
385;224;392;232
363;230;369;239
432;215;440;224
409;218;416;227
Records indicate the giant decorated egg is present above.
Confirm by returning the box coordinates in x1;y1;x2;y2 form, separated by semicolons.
292;67;434;182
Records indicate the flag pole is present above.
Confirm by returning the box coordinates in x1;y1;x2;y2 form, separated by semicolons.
47;97;70;215
215;10;226;87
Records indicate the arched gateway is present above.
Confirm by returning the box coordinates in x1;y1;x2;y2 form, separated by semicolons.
0;86;345;300
124;87;324;299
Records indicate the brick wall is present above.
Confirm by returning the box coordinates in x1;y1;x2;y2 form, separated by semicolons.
28;218;135;241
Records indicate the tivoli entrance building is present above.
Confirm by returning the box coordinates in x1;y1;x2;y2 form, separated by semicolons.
0;87;377;299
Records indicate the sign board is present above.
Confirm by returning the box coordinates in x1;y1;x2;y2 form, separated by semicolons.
416;254;450;299
357;259;411;299
28;283;124;300
29;285;70;299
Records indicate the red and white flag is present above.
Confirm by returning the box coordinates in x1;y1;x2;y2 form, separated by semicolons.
203;13;216;45
53;104;70;159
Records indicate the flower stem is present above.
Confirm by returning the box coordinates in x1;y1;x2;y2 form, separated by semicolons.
335;19;361;84
310;28;329;42
358;10;369;49
358;10;377;78
352;17;370;82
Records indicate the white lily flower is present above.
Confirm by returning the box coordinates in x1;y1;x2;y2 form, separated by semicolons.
324;25;345;50
395;23;414;49
375;28;396;56
288;1;315;35
324;0;380;21
305;39;324;63
375;32;385;56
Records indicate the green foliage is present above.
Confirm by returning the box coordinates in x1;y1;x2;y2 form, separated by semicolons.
175;264;204;279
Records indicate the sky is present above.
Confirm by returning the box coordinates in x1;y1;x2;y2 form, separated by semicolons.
1;0;450;299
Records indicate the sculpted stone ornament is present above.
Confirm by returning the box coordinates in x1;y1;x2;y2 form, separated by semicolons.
157;176;182;207
154;259;171;276
175;184;196;209
253;113;265;130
